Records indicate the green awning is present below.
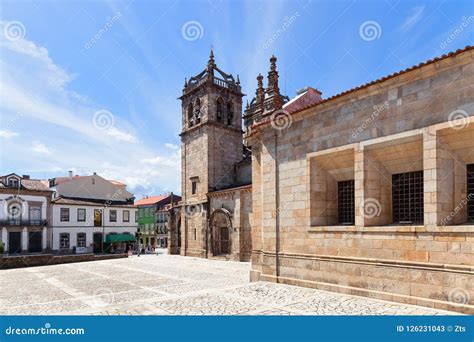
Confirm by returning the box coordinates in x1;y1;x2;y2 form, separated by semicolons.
105;234;136;243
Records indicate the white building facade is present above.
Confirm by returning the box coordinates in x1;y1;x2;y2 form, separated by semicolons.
50;173;138;254
0;173;52;255
51;198;137;253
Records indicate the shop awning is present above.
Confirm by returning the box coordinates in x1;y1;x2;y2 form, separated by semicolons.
106;234;136;243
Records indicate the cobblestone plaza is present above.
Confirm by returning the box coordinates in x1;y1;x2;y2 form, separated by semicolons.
0;254;456;315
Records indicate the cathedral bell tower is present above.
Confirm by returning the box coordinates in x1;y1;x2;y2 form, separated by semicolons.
178;49;245;257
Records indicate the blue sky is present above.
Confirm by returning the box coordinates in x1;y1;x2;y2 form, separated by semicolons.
0;0;472;198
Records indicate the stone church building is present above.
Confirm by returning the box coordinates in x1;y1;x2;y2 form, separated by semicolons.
170;46;474;313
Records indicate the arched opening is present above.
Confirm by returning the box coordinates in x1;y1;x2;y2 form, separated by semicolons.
210;209;231;256
187;102;194;127
227;101;233;126
216;98;224;123
195;98;201;124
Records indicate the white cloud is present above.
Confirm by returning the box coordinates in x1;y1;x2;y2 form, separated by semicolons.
141;154;180;168
0;24;180;195
106;127;138;143
31;141;51;154
0;130;19;138
165;142;179;150
401;6;425;32
1;32;74;91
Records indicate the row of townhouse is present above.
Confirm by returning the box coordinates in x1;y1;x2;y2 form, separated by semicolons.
0;172;138;255
135;193;181;249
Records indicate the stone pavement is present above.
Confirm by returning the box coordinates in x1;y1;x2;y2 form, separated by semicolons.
0;254;457;315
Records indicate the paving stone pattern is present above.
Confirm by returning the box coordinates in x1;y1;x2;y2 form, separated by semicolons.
0;254;456;315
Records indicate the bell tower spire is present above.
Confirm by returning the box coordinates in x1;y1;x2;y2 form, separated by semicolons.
179;50;246;257
243;54;289;140
207;47;215;75
267;55;280;95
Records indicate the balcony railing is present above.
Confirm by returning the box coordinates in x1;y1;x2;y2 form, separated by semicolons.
0;219;48;227
185;76;239;94
213;77;228;89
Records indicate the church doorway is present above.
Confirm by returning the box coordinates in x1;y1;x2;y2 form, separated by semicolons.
210;210;231;256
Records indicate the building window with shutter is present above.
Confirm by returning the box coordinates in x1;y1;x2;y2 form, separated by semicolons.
77;233;86;248
60;233;70;249
123;210;130;222
60;208;70;222
77;208;86;222
109;210;117;222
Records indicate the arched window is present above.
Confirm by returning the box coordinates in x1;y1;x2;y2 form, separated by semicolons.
195;98;201;124
227;102;233;126
216;98;224;123
187;103;194;127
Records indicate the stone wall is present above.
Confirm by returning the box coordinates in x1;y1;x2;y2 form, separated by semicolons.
208;186;252;261
0;253;127;270
167;206;181;255
236;161;252;186
250;49;474;313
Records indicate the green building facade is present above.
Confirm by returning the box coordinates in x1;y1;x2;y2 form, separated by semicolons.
135;194;181;249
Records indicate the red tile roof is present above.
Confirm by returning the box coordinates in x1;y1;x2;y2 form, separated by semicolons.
134;196;167;206
283;87;322;114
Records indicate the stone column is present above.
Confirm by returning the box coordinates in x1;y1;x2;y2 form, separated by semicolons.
42;226;47;251
22;227;28;252
181;206;187;256
423;128;438;229
354;146;364;228
1;227;7;254
261;131;279;279
250;141;263;281
234;191;241;260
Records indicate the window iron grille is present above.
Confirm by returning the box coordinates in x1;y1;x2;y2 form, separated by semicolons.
467;164;474;223
392;171;424;224
338;180;355;225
